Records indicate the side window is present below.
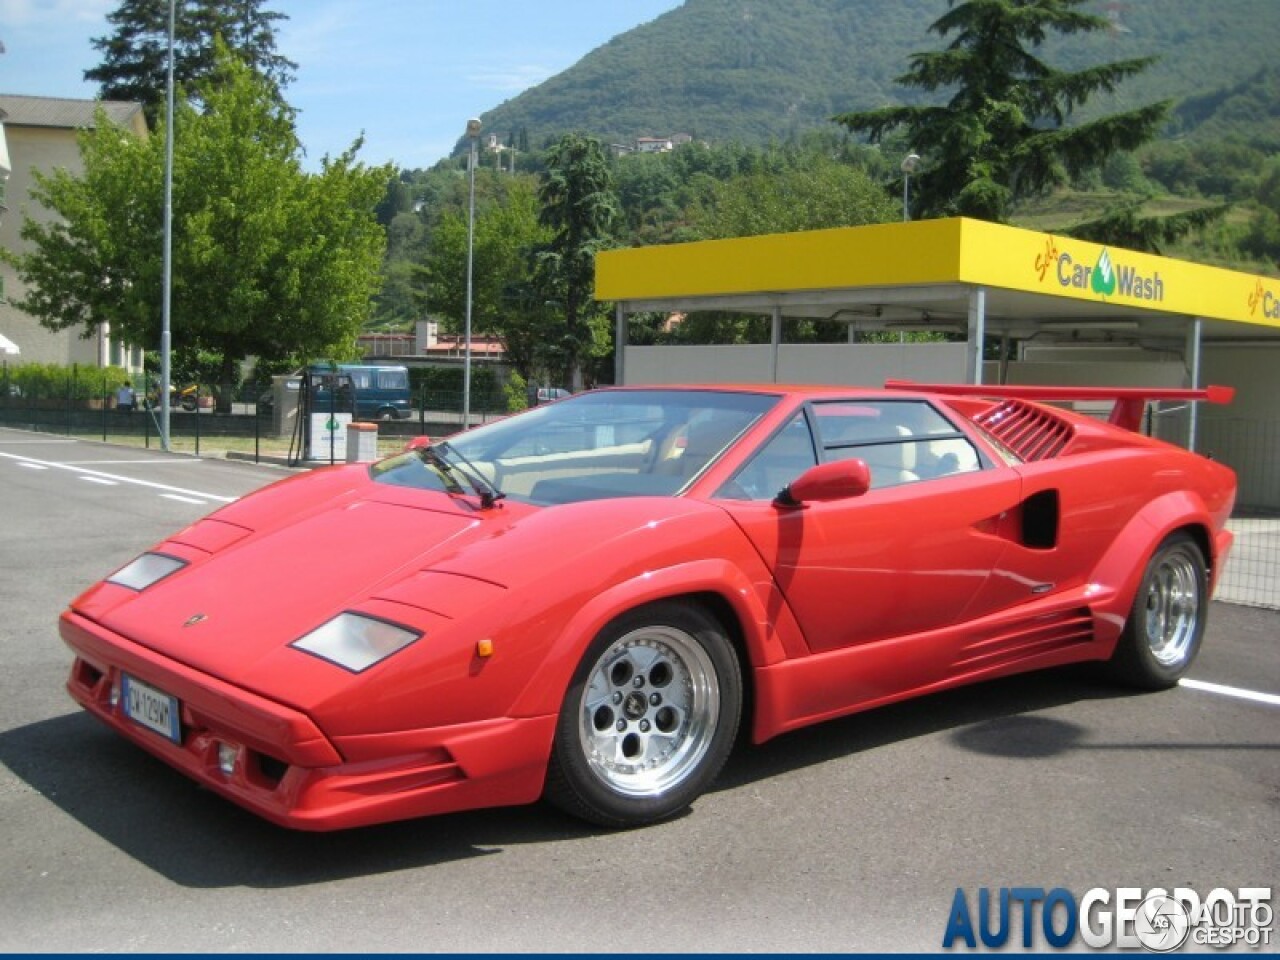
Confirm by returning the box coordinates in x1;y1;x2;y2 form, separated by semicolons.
719;412;817;500
813;400;981;489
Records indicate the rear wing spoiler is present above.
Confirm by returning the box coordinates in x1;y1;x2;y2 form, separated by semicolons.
884;381;1235;433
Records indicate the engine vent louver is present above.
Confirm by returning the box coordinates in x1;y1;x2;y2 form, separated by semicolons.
973;400;1074;461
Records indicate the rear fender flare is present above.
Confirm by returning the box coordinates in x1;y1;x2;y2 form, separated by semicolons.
1087;490;1216;650
508;558;794;719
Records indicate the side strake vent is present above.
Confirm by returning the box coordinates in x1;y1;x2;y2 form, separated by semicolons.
973;400;1074;462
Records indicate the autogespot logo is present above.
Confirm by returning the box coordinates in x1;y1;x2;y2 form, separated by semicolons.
942;886;1273;951
1135;894;1191;952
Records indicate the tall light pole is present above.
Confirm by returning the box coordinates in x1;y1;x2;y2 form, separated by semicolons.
900;152;921;222
160;0;176;449
462;118;481;429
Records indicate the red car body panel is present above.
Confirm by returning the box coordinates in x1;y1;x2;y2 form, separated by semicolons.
61;383;1237;830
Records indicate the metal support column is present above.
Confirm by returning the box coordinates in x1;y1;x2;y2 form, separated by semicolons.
770;306;782;383
966;287;987;385
1186;317;1203;452
615;304;627;386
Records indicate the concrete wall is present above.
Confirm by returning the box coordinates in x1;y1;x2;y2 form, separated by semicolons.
623;341;969;386
1003;345;1277;511
1201;345;1280;512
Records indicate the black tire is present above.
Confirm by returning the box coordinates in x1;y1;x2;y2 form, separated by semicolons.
544;600;742;828
377;408;395;422
1107;533;1207;690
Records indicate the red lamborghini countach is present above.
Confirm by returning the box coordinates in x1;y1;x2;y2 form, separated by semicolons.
61;382;1236;830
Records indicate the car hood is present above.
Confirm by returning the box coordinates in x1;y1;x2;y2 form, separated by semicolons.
93;484;493;686
78;465;749;730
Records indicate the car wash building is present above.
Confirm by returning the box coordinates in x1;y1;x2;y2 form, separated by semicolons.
597;218;1280;606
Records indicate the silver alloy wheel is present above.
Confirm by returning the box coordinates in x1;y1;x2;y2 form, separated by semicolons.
577;624;720;798
1143;549;1201;666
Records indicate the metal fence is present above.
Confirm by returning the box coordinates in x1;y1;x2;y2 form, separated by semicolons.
1187;416;1280;610
0;368;511;465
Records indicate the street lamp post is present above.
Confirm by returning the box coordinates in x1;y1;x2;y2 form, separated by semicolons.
463;118;480;429
900;152;921;222
160;0;176;450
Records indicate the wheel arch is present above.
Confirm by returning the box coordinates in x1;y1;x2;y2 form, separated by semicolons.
672;590;754;735
507;560;788;720
1088;490;1219;654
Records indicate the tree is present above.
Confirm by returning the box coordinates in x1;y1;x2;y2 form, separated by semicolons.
7;47;389;410
1239;157;1280;266
415;174;552;379
534;134;619;390
86;0;295;122
1068;200;1230;256
833;0;1169;224
691;154;897;240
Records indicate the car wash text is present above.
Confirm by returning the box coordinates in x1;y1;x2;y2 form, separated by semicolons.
1056;247;1164;303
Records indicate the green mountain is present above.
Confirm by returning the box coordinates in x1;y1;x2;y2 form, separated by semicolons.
476;0;1280;151
1171;64;1280;145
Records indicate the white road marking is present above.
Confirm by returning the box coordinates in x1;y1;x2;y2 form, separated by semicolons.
79;476;118;486
0;451;237;503
161;494;207;505
63;459;205;466
1180;678;1280;707
17;462;49;470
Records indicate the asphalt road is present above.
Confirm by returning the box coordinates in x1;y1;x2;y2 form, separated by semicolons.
1;426;1276;952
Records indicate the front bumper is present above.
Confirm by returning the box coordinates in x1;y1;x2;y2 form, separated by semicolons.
61;611;555;830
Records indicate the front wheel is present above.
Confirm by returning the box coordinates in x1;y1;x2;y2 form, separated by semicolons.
1107;533;1207;689
544;600;742;828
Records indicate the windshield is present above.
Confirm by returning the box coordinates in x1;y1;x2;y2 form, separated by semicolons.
374;389;778;506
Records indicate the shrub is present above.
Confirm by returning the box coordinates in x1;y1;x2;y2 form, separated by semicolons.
4;363;130;403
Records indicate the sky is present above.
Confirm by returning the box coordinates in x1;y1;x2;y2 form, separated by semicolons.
0;0;685;169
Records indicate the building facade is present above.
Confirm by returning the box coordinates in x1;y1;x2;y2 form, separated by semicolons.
0;94;147;370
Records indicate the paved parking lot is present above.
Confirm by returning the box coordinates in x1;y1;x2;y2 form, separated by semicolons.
1;427;1275;952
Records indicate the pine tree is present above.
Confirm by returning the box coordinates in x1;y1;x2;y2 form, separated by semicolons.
535;134;618;390
833;0;1168;224
85;0;295;121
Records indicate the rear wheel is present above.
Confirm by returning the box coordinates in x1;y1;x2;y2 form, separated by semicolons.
544;600;741;828
1108;533;1207;689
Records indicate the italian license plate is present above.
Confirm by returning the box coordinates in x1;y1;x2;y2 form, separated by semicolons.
122;674;181;744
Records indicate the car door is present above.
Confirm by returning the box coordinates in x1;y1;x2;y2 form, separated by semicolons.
718;400;1024;662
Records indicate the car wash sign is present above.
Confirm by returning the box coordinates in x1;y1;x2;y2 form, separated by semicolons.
1248;278;1280;321
1041;240;1165;304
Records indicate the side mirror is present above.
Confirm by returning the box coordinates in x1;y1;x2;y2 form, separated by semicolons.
776;459;871;507
402;435;433;452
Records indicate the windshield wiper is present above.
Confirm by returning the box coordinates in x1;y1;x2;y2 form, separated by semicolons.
426;441;505;509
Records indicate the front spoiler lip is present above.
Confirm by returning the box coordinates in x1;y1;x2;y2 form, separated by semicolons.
60;610;555;830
